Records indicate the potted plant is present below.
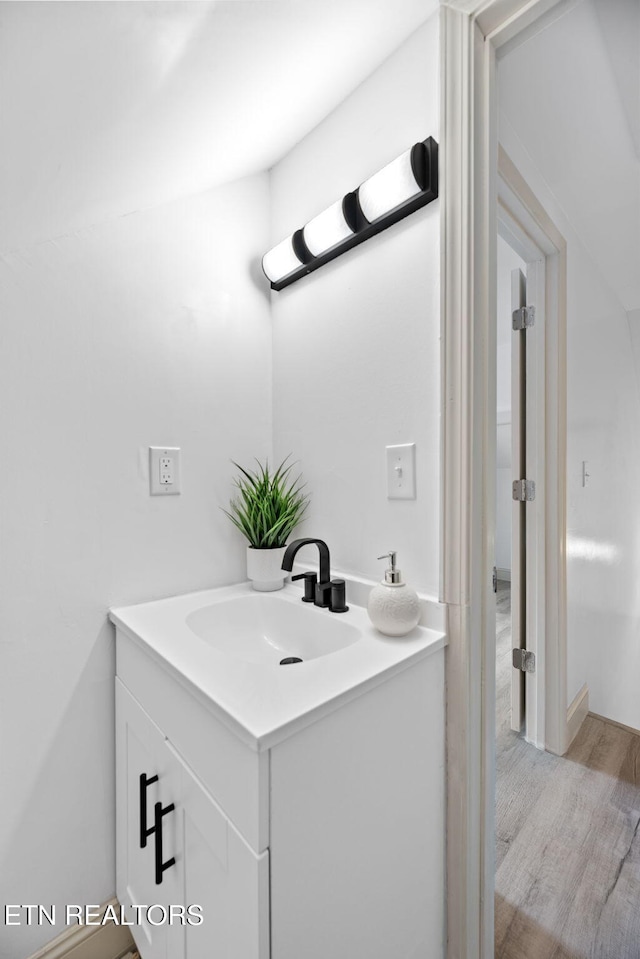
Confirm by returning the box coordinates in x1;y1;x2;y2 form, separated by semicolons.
223;456;310;591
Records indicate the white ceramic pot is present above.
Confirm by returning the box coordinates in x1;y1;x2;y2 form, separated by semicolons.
246;545;287;592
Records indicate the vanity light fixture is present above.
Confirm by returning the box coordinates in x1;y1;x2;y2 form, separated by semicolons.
261;136;438;291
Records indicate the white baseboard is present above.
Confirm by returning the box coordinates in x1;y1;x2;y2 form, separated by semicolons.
27;899;135;959
496;567;511;582
566;683;589;748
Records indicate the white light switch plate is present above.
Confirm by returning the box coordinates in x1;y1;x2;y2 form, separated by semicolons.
386;443;416;499
149;447;181;495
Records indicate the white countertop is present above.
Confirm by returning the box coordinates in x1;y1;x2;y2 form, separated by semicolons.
110;581;447;750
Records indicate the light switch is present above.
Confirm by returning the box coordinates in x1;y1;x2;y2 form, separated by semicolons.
386;443;416;499
149;447;181;495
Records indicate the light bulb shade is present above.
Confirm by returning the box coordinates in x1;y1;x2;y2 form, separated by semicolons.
262;235;303;283
357;146;422;223
302;198;355;257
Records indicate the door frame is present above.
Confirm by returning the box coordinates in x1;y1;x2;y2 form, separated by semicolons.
440;2;567;957
498;150;567;752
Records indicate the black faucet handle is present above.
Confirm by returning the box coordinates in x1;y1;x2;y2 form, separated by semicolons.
291;571;317;603
329;579;349;614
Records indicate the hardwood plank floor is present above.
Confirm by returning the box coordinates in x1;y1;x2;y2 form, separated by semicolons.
495;582;640;959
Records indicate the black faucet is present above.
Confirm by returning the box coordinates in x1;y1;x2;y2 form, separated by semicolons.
281;538;348;613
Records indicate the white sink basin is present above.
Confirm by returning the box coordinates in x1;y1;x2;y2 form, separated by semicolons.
186;593;360;665
110;581;446;749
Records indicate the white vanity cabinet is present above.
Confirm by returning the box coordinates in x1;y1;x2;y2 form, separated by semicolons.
116;679;269;959
112;584;446;959
116;680;180;959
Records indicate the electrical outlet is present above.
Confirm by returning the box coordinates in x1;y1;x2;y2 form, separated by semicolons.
386;443;416;499
160;456;174;485
149;447;181;495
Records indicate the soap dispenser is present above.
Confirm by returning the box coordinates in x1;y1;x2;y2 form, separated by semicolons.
367;551;421;636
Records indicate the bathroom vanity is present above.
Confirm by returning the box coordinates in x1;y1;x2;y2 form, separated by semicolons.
110;582;446;959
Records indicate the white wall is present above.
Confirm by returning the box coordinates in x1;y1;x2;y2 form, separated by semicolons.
0;175;271;956
499;1;640;728
270;16;440;594
0;8;442;952
563;282;640;723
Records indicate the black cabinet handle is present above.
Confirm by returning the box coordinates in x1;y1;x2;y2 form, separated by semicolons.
139;773;158;848
154;800;176;885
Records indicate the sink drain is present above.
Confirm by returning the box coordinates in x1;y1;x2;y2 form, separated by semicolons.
280;656;303;665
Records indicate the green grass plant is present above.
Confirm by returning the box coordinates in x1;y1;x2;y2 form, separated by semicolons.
222;456;309;549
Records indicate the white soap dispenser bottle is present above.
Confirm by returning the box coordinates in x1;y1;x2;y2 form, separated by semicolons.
367;551;421;636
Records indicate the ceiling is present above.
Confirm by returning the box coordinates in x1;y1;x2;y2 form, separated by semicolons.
498;0;640;313
0;0;438;253
5;0;635;313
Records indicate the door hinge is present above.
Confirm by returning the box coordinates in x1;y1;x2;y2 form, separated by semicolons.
512;306;535;330
512;648;536;673
512;479;536;501
492;566;498;593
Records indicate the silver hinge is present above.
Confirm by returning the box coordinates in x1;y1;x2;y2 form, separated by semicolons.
512;648;536;673
512;479;536;501
512;306;536;331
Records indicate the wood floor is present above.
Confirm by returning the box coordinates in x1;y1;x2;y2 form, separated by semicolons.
495;581;640;959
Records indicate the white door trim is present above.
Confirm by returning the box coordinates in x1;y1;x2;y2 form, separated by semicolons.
497;151;567;756
440;2;566;957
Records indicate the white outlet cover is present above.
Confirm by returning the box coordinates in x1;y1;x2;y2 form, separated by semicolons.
149;446;181;495
386;443;416;500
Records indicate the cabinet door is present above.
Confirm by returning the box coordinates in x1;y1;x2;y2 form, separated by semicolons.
168;744;270;959
116;680;181;959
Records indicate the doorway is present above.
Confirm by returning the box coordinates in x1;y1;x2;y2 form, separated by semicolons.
492;151;569;955
439;7;571;955
496;223;549;745
496;149;567;755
